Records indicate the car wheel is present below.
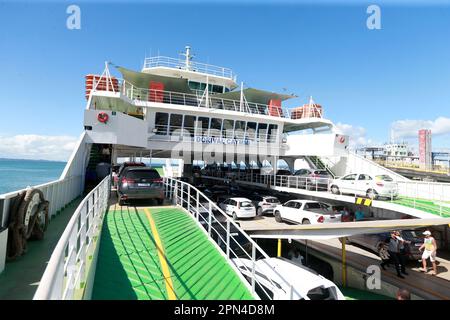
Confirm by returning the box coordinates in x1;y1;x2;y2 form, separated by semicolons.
257;207;263;216
367;189;378;200
331;185;340;195
274;211;282;222
302;219;311;225
232;212;238;220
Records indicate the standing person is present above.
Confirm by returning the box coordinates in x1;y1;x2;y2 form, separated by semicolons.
419;230;438;275
355;205;365;221
388;231;407;278
395;231;410;276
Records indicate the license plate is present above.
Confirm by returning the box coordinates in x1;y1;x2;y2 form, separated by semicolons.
138;183;150;187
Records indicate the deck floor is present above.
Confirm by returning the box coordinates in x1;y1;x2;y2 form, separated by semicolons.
91;205;253;300
0;198;82;300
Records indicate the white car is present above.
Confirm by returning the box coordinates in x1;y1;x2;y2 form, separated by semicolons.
219;197;256;220
273;200;341;224
330;173;399;199
232;257;345;300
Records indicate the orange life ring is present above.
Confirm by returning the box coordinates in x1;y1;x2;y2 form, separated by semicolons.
97;112;109;123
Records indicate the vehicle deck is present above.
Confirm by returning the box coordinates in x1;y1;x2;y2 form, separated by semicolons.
91;204;253;300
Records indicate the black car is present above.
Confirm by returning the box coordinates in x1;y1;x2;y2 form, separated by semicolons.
117;167;164;206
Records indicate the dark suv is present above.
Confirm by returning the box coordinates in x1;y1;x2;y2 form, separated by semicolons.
117;167;164;205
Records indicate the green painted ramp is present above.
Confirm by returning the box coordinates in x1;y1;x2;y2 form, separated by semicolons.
92;206;253;300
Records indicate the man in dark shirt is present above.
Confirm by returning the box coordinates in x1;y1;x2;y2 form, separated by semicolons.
388;231;408;278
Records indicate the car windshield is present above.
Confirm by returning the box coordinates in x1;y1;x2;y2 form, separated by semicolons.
266;198;279;203
314;170;329;176
376;175;393;182
126;170;160;180
240;201;253;208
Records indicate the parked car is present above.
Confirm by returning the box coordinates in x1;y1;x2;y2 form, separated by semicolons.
330;173;399;199
273;200;342;225
291;169;331;190
247;193;280;216
342;229;424;260
117;167;164;206
232;257;345;300
218;197;256;220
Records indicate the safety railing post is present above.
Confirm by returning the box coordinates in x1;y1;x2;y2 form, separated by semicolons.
187;185;191;212
208;201;212;236
251;244;256;294
196;191;200;221
226;219;230;259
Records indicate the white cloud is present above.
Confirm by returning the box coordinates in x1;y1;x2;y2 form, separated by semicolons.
390;117;450;140
0;134;78;161
335;122;370;148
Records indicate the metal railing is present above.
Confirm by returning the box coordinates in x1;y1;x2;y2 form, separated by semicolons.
120;80;292;119
203;171;450;217
143;56;235;80
163;177;301;300
33;176;111;300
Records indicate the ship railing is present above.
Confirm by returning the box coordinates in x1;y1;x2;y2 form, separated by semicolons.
119;80;292;119
202;172;450;217
150;126;278;144
0;175;83;230
143;56;235;80
33;176;111;300
163;177;299;300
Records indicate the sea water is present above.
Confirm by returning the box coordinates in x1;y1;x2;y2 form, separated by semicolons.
0;158;66;195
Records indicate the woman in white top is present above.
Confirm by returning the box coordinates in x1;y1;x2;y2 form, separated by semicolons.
419;230;438;275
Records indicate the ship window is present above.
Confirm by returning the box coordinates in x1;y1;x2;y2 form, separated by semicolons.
246;122;257;140
184;115;196;137
188;81;201;90
268;124;278;143
196;117;210;136
212;85;223;94
224;87;230;93
210;118;222;137
258;123;268;142
155;112;169;135
222;119;234;138
234;121;246;139
169;114;183;135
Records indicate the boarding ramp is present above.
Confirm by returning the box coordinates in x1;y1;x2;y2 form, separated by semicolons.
33;177;306;300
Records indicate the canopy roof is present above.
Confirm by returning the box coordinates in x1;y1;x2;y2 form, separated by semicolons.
116;66;193;94
213;88;296;105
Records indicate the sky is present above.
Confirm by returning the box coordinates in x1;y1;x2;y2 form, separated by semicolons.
0;0;449;160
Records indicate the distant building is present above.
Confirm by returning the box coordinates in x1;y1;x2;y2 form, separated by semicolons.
384;143;408;157
418;129;432;170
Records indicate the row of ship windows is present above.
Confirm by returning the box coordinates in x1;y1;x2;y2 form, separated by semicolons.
153;112;279;141
188;81;231;94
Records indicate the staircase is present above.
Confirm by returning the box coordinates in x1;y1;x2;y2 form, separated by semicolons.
84;144;111;194
306;156;336;177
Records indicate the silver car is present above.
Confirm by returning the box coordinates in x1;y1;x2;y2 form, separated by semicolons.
249;194;280;216
291;169;331;191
